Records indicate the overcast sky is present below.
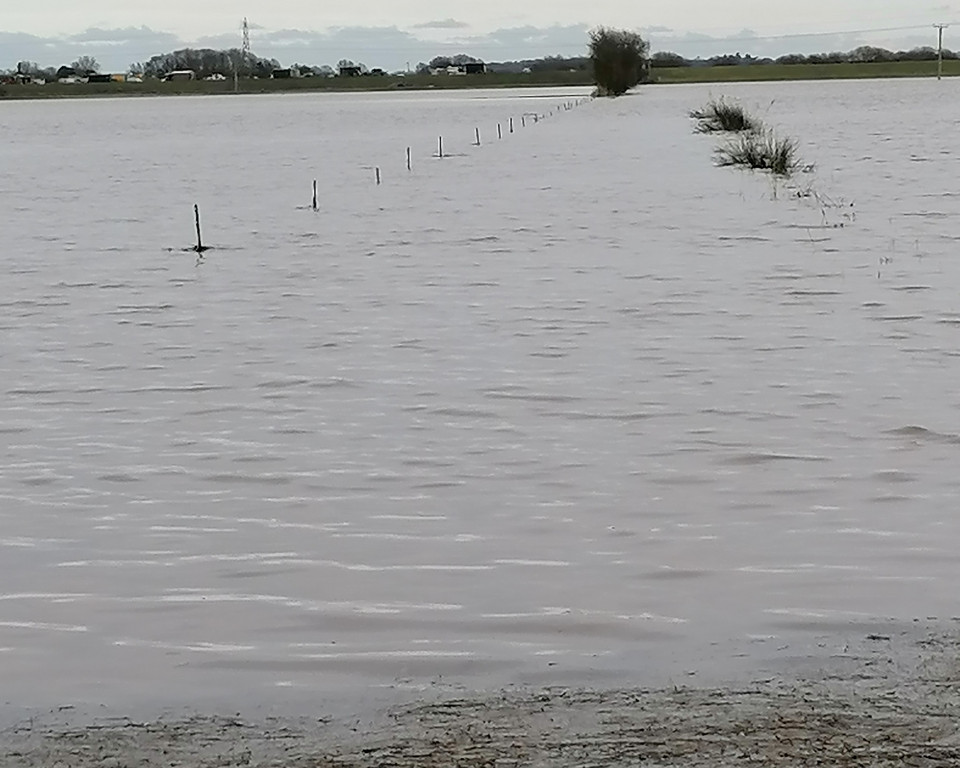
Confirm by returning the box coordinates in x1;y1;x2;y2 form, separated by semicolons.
4;2;959;72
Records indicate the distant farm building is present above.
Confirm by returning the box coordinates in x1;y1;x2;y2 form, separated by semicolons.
55;66;79;82
163;70;196;81
431;62;486;75
338;65;362;77
272;67;300;78
87;74;113;83
0;73;34;84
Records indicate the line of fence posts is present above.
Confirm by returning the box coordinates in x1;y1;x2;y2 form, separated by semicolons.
296;97;592;217
194;96;596;250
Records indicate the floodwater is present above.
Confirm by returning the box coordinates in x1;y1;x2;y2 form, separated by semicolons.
1;81;959;715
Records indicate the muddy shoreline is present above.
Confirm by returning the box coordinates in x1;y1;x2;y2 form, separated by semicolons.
4;625;958;767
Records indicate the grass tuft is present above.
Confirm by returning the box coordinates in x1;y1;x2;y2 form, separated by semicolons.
715;130;802;177
690;98;758;133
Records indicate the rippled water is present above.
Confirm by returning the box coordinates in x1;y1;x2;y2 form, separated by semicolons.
2;81;959;713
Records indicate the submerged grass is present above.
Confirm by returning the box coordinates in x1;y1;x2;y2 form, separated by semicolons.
716;129;802;177
691;94;807;178
690;98;758;133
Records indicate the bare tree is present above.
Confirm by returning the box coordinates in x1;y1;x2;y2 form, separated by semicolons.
71;55;100;74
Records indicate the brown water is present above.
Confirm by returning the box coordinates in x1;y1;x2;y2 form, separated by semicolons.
1;82;959;716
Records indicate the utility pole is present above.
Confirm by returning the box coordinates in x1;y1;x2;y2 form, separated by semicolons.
934;23;949;80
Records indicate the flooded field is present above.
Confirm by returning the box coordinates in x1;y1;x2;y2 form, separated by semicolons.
1;80;960;728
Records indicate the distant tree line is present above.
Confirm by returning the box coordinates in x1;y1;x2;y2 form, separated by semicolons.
7;55;100;82
484;55;590;74
775;45;957;64
414;54;481;73
9;40;952;83
651;45;958;68
136;48;281;79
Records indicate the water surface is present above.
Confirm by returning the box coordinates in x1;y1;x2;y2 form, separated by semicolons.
1;81;959;712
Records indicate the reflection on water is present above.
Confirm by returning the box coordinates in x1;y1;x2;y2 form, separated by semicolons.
2;82;960;710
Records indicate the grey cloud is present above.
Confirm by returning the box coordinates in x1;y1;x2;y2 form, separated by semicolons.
457;24;590;58
204;26;429;67
412;19;470;30
1;28;180;70
67;26;179;45
254;24;592;67
316;25;421;45
4;23;950;75
208;22;591;62
198;25;419;48
192;33;245;49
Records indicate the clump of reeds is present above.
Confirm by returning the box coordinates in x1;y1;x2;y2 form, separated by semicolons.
690;98;758;133
690;94;807;179
715;129;801;177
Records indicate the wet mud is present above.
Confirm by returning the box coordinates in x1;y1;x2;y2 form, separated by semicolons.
4;626;959;767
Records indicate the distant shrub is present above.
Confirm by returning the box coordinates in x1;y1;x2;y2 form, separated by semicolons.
716;130;801;177
589;27;649;96
806;51;846;64
690;98;758;133
650;51;689;68
775;53;807;65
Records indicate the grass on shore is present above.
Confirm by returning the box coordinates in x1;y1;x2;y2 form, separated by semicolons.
0;70;592;100
655;58;960;83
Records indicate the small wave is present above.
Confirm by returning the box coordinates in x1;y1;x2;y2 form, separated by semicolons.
0;621;87;632
107;304;173;315
98;473;141;483
483;391;582;403
549;411;654;422
428;407;499;419
309;378;361;389
123;384;229;394
256;378;310;390
201;473;292;485
871;470;918;483
721;452;828;465
884;426;960;444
